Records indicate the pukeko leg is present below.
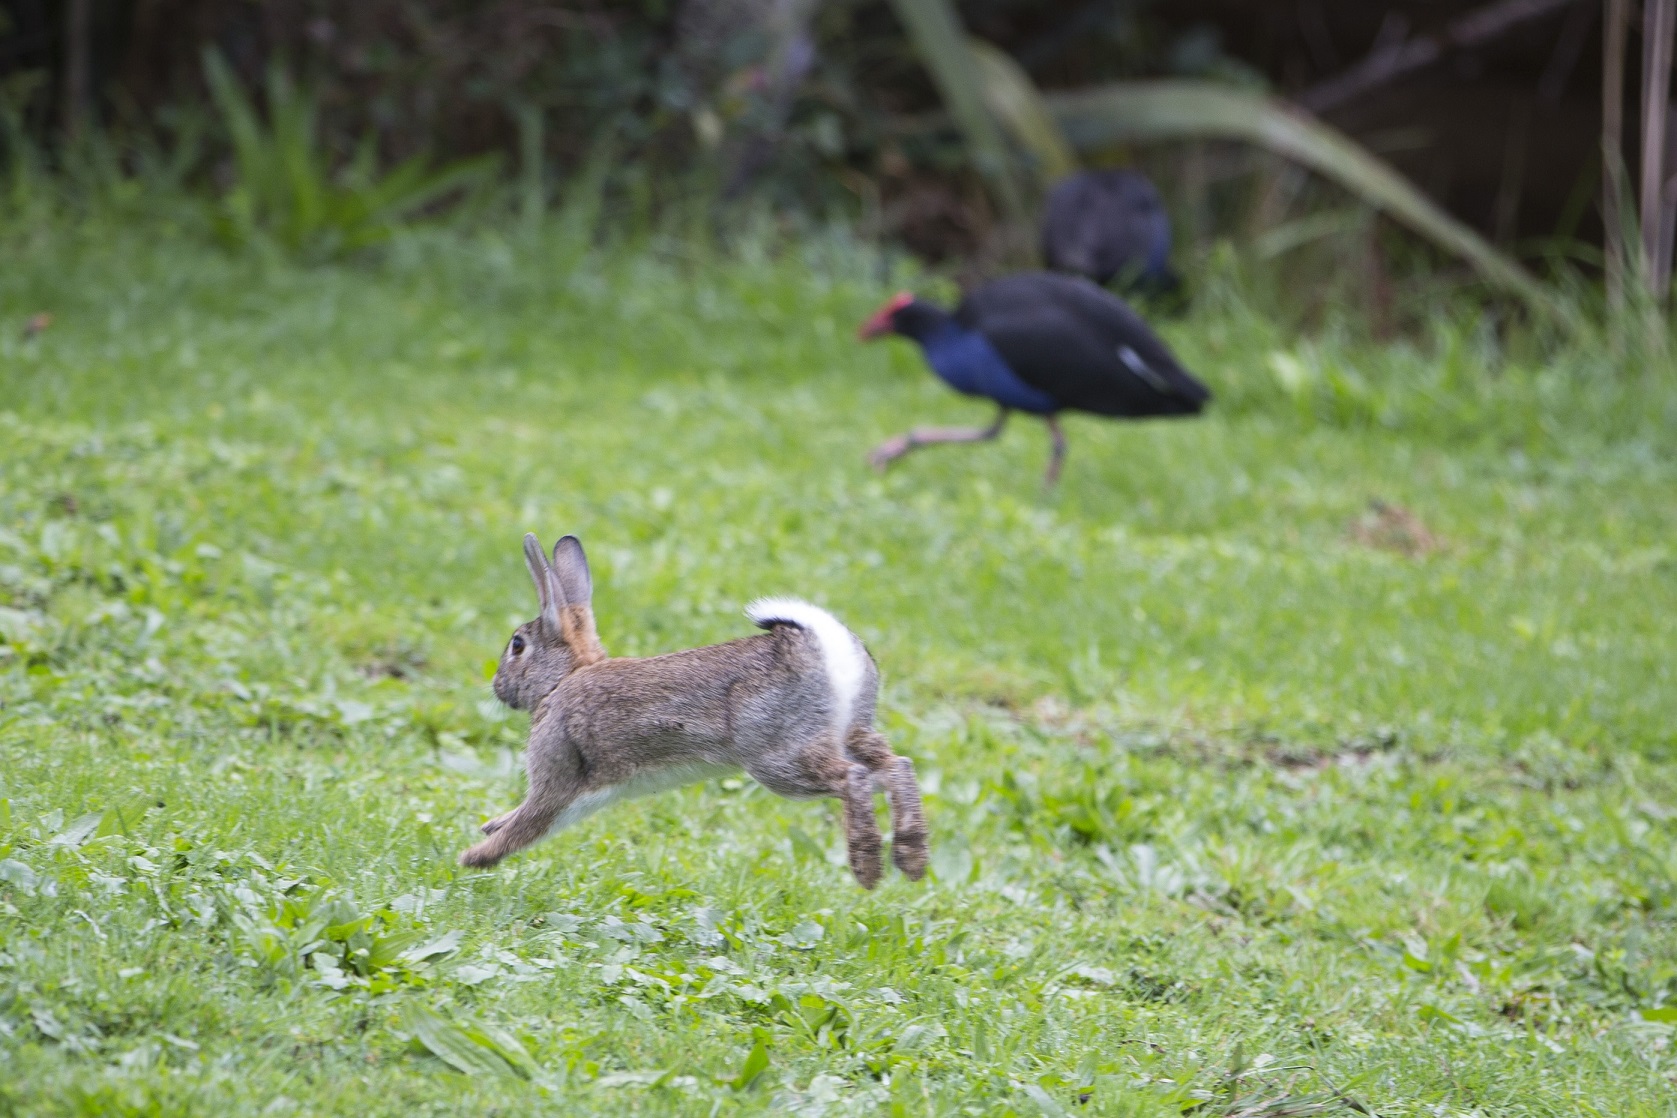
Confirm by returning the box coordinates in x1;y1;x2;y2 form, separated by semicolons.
869;408;1008;471
1043;415;1068;486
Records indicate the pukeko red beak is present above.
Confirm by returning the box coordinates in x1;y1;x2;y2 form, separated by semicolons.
857;292;914;340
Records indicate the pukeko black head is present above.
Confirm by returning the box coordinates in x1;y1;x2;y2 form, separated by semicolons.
858;271;1209;485
1041;169;1180;296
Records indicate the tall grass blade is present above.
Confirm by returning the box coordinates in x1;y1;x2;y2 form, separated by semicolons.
202;49;497;263
887;0;1029;219
966;39;1080;187
0;72;50;207
202;51;270;189
512;100;545;230
553;131;618;257
267;66;327;253
1043;79;1574;329
361;154;499;221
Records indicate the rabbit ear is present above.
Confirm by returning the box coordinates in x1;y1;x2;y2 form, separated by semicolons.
550;535;592;607
523;533;562;630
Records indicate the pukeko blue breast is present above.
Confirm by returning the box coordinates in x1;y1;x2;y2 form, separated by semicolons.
893;315;1060;415
858;271;1209;484
1041;169;1179;296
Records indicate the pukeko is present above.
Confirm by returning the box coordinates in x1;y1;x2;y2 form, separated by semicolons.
858;271;1209;485
1041;169;1179;296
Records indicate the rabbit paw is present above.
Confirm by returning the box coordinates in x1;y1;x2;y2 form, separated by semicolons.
848;836;884;890
457;840;503;868
891;832;929;881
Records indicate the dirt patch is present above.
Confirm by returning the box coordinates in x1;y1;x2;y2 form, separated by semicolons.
1347;499;1443;557
1264;729;1401;772
355;642;428;680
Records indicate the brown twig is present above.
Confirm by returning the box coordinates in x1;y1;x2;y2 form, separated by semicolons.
1300;0;1582;115
1493;101;1533;245
1537;1;1596;102
1641;0;1677;298
62;0;91;139
1604;0;1630;313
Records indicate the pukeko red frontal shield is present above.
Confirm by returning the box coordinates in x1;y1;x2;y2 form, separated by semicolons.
858;272;1209;484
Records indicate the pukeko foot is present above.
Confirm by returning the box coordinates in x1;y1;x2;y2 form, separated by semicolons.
858;271;1209;485
1041;169;1180;297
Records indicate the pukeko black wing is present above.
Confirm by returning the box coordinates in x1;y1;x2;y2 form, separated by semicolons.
955;272;1208;418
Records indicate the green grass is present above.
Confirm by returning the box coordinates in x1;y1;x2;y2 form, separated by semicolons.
2;215;1676;1115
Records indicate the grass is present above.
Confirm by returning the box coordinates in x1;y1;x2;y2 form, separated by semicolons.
1;212;1676;1116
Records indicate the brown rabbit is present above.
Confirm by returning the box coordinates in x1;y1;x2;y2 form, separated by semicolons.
457;533;929;889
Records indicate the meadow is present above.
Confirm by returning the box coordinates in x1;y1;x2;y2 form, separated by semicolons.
2;215;1676;1115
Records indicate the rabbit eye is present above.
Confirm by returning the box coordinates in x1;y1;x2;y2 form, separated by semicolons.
510;635;526;655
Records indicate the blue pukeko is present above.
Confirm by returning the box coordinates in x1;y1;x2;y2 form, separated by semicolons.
858;271;1209;485
1041;169;1179;296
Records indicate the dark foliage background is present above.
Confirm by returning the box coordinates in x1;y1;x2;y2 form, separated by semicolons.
0;1;1629;261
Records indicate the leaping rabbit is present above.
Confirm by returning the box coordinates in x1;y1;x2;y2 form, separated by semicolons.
458;533;929;889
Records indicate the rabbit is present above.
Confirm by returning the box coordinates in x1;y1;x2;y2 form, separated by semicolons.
457;532;929;889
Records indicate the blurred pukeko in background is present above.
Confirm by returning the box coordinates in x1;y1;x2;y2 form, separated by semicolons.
1041;169;1179;297
858;272;1209;485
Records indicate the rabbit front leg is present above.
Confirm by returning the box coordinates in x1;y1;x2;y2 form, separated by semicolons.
459;725;586;867
479;808;518;836
459;794;570;866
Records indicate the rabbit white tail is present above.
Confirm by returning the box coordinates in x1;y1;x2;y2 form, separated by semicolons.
746;597;866;733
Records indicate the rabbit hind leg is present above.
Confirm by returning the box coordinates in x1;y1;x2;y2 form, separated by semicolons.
840;762;886;888
747;750;883;889
848;729;928;881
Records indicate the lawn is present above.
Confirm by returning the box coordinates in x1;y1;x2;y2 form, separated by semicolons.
2;216;1676;1116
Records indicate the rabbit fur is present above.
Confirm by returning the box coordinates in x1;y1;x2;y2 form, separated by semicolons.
458;533;929;889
